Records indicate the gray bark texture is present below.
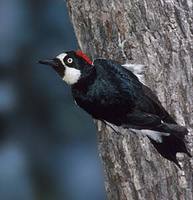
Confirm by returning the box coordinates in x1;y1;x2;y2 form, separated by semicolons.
66;0;193;200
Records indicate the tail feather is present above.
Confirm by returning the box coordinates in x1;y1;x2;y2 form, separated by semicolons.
148;124;191;168
155;123;188;139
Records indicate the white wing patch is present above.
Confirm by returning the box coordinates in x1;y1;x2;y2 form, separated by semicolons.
122;63;146;84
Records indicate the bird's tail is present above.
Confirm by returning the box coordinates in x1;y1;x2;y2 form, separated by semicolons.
148;123;191;168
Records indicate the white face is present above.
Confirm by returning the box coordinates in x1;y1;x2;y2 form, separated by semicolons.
56;53;81;85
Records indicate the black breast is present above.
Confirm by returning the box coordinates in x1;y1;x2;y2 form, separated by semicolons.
72;72;135;125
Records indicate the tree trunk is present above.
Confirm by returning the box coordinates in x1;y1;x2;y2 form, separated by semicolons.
66;0;193;199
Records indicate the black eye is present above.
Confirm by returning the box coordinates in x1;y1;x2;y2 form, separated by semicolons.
67;58;73;64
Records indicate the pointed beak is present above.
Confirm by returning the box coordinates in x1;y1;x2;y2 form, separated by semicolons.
38;59;59;68
39;58;65;78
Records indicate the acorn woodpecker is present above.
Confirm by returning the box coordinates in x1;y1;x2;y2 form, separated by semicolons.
39;50;191;168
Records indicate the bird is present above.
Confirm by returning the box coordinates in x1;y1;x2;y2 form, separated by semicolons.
39;50;191;168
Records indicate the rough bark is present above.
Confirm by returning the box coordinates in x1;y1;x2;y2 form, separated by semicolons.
66;0;193;199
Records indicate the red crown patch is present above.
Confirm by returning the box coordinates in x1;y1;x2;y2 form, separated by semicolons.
75;50;93;65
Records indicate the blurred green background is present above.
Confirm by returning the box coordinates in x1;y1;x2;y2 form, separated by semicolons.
0;0;105;199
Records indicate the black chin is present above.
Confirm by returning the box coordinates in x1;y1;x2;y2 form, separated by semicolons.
38;59;59;68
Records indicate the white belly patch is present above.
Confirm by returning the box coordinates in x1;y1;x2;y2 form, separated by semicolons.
131;129;170;143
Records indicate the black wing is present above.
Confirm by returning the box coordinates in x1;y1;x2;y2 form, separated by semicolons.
141;85;177;124
94;59;141;88
94;59;191;167
94;59;176;126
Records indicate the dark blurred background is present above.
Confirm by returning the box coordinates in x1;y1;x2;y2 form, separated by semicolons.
0;0;105;199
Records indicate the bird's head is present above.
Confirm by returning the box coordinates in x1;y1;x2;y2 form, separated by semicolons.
39;50;94;85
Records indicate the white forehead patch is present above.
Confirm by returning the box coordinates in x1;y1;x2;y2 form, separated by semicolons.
56;53;67;65
63;66;81;85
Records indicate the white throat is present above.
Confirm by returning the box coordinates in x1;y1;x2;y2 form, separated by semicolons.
63;66;81;85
